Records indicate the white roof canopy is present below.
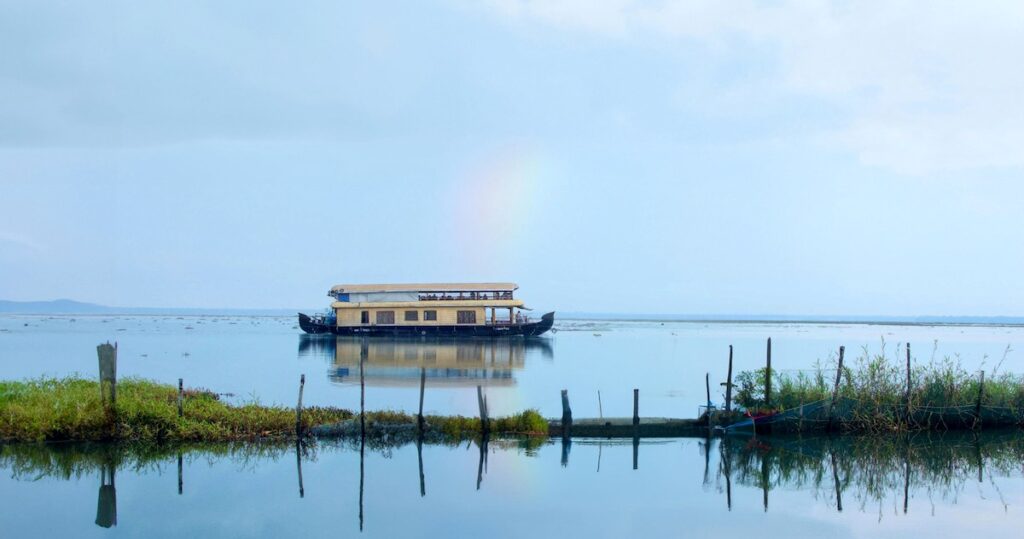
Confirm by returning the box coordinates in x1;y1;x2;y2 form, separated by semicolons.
330;283;518;294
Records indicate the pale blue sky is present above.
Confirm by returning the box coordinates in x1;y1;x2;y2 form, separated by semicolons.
2;1;1022;315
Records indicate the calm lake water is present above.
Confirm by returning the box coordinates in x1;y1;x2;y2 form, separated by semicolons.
2;433;1023;538
1;314;1023;418
3;315;1024;536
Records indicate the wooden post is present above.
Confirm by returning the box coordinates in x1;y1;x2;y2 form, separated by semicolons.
418;367;426;433
632;388;639;429
295;374;305;436
177;378;184;418
725;345;734;414
764;338;772;410
827;346;845;430
560;389;572;439
97;342;117;406
705;372;713;431
975;370;985;428
477;385;490;434
905;342;912;425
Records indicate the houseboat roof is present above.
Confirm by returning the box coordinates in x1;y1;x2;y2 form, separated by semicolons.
329;283;518;293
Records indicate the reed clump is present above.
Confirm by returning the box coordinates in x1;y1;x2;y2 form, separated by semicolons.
732;344;1024;431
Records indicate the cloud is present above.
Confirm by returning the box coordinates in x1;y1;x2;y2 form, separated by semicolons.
480;0;1024;173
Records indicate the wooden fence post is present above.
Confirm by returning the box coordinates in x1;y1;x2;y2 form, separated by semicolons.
295;374;305;436
705;373;713;430
725;345;734;414
97;342;117;406
975;370;985;428
633;389;640;431
827;346;845;430
560;389;572;439
177;378;184;418
905;343;912;424
765;338;772;410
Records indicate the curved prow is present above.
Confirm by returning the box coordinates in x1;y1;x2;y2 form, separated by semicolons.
526;311;555;336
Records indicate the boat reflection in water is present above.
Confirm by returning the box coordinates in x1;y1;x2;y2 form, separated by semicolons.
299;335;553;387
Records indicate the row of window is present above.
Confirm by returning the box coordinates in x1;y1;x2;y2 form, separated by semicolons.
359;310;477;324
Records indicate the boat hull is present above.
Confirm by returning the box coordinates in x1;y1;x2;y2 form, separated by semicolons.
298;311;555;337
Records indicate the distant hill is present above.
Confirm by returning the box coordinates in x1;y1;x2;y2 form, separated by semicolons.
0;299;297;316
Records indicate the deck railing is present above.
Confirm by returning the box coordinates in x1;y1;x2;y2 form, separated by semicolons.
418;292;514;301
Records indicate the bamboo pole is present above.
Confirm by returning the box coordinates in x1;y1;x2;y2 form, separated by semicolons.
560;389;572;439
632;389;640;430
725;345;734;414
905;343;912;423
975;370;985;428
827;346;845;431
765;338;772;410
295;374;305;436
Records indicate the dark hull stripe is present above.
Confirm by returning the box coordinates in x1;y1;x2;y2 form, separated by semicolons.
298;312;555;337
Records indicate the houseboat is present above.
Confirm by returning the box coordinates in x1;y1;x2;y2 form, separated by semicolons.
298;283;554;337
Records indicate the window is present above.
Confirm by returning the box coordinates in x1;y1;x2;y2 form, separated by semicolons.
404;310;418;322
376;311;395;324
423;310;437;321
360;311;369;324
457;310;477;324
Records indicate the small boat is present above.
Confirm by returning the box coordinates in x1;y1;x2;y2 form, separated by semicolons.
298;282;554;337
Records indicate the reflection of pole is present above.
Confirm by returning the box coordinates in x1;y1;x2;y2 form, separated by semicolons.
632;436;639;471
476;438;488;490
360;338;367;434
721;439;732;511
296;440;305;499
761;451;769;512
359;338;366;532
418;367;426;433
177;451;183;495
477;386;490;435
702;437;711;486
903;450;910;514
359;424;365;531
560;437;571;468
95;461;117;528
597;443;602;473
417;437;426;497
830;446;843;512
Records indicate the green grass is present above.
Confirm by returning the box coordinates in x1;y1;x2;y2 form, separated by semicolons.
0;377;550;442
0;376;352;442
730;344;1024;430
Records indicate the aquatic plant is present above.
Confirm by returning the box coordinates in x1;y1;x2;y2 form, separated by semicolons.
730;344;1024;431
